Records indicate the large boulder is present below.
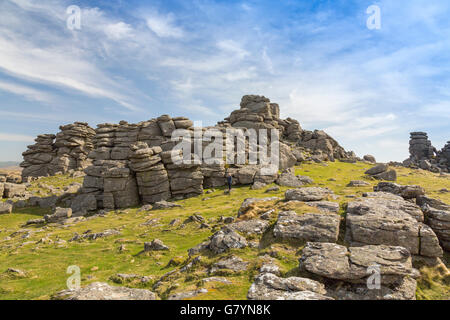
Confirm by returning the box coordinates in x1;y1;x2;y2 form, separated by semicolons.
345;194;443;257
299;242;418;300
273;211;340;243
208;227;248;254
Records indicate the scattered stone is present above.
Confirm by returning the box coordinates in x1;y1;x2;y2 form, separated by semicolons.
168;288;208;300
265;186;280;193
208;227;248;254
144;239;169;251
347;180;370;187
152;201;182;210
363;155;376;163
276;172;313;188
374;182;425;200
209;256;249;274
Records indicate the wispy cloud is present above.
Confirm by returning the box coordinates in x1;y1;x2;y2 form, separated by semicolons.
0;132;34;142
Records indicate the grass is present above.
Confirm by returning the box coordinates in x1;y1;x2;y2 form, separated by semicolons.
0;161;448;300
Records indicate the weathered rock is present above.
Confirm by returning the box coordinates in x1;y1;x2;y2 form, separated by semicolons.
347;180;370;187
247;272;332;300
209;255;249;274
374;182;425;200
144;239;169;251
237;197;280;217
229;219;270;235
3;183;26;198
285;187;333;202
52;282;157;300
365;164;389;176
345;196;442;257
44;207;72;223
276;172;313;187
152;200;182;210
299;242;417;299
363;155;376;163
208;227;248;254
0;202;13;214
168;289;208;300
274;211;340;243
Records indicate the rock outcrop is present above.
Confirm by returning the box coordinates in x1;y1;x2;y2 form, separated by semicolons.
21;123;95;179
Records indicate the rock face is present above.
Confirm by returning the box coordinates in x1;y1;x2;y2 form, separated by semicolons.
273;211;340;243
417;196;450;252
404;132;449;173
299;242;417;300
21;123;95;179
345;193;443;257
53;282;157;300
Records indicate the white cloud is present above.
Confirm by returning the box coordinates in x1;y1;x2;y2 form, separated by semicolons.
104;22;133;40
0;80;53;103
0;132;34;142
146;12;184;38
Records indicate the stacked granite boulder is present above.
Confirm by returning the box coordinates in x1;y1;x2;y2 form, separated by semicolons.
51;122;95;174
129;142;170;204
403;132;449;173
222;95;354;162
21;122;95;179
409;132;435;161
21;134;56;178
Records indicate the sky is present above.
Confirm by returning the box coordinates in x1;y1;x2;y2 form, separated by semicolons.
0;0;449;163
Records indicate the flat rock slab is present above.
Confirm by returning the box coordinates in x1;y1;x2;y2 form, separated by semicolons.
274;211;340;243
300;242;414;283
53;282;158;300
285;187;333;202
229;219;270;235
247;272;332;300
345;196;443;257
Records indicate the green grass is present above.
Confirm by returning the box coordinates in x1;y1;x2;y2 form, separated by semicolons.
0;161;449;300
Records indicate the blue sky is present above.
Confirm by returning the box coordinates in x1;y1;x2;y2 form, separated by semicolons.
0;0;449;162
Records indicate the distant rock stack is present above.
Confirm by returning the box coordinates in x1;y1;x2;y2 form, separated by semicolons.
404;132;449;173
408;132;435;161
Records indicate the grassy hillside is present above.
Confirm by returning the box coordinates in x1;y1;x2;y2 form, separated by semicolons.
0;161;448;300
